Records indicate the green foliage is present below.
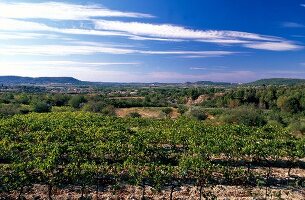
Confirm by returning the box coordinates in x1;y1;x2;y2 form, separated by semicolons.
177;105;188;115
189;107;208;120
0;104;20;116
288;119;305;134
0;112;303;196
32;101;51;113
15;94;30;105
83;101;107;113
161;107;173;116
190;88;200;100
101;105;116;116
52;106;75;112
69;95;87;109
249;78;305;86
221;107;266;126
51;94;70;106
277;96;301;113
0;93;14;104
129;112;142;118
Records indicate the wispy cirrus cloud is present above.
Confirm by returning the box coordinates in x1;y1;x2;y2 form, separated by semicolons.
94;20;303;51
0;32;61;40
0;61;140;67
139;50;235;57
0;2;154;20
95;20;276;42
0;2;302;52
0;44;235;57
301;4;305;7
0;18;131;38
243;41;303;51
190;67;207;70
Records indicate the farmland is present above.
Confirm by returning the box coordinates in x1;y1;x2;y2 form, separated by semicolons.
0;81;305;199
0;112;304;199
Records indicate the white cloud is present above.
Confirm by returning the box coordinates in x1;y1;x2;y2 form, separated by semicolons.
0;2;153;20
0;18;132;38
0;32;64;40
95;20;277;42
243;41;303;51
128;35;185;42
0;61;140;67
0;45;137;56
94;20;302;51
190;67;207;70
139;50;235;57
0;44;236;57
1;17;301;52
0;18;53;32
301;4;305;7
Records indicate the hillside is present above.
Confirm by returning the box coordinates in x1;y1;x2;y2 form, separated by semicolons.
248;78;305;86
0;76;83;85
193;81;235;86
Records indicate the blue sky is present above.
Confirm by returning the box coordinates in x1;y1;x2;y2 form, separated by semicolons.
0;0;304;83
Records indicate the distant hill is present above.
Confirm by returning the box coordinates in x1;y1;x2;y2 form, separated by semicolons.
248;78;305;86
1;76;304;87
0;76;84;85
194;81;235;86
184;81;235;86
0;76;236;87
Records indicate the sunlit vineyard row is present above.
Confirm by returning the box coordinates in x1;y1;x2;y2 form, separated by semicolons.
0;112;304;199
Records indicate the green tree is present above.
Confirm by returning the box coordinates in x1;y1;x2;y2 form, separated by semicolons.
277;96;301;113
33;101;51;113
69;95;87;109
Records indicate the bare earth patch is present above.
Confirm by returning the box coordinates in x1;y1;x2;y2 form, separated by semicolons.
3;184;305;200
115;107;180;119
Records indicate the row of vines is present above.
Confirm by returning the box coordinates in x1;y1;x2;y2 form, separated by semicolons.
0;112;304;199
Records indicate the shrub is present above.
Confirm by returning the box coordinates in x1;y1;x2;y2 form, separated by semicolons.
33;101;51;113
0;93;14;104
52;94;70;106
83;101;107;113
129;112;142;118
52;106;75;112
0;104;20;116
16;94;30;105
101;105;116;116
20;106;30;114
189;108;208;121
162;107;173;117
288;120;305;134
69;95;87;109
221;107;266;126
277;96;301;113
178;105;188;115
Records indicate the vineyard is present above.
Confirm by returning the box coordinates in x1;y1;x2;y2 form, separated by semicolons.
0;112;304;199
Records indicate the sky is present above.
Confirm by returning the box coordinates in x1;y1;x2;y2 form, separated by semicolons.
0;0;305;83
